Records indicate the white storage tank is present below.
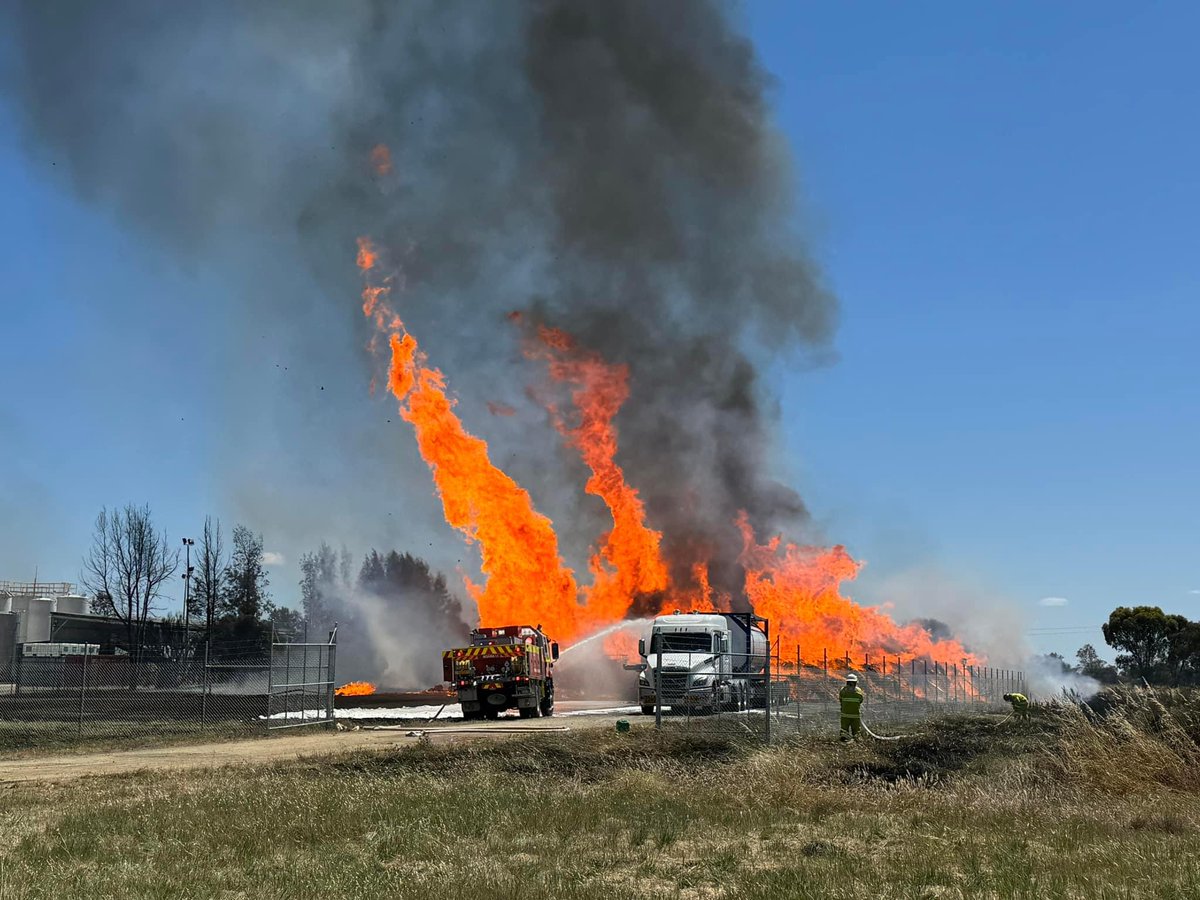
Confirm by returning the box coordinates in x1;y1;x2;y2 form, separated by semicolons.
21;598;54;643
0;595;11;614
55;595;87;616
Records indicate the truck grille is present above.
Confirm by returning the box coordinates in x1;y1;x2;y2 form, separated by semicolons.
657;671;690;700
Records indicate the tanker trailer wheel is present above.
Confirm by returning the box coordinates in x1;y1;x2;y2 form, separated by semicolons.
640;704;655;716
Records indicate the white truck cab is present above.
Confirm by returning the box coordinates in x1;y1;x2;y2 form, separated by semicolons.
635;612;767;716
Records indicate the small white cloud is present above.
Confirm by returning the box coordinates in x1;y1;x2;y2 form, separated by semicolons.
1189;589;1200;595
1039;596;1069;607
263;551;285;566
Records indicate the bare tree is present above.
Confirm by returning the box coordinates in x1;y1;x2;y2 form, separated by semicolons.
82;504;179;655
189;516;226;640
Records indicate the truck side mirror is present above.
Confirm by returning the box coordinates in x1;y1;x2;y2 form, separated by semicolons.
551;642;560;660
638;639;646;657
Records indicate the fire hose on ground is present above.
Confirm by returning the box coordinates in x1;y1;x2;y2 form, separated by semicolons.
859;719;909;741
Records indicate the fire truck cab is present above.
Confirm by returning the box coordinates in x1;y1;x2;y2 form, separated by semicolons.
442;625;559;720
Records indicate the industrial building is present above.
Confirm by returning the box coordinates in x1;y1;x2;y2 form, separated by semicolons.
1;581;88;678
0;581;90;642
1;580;196;682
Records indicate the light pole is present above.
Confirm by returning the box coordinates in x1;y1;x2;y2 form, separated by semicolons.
182;538;195;652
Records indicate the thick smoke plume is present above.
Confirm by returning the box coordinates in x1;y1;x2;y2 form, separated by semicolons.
6;2;836;606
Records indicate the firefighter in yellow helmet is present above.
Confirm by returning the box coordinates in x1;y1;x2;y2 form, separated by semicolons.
1003;692;1030;720
839;673;865;740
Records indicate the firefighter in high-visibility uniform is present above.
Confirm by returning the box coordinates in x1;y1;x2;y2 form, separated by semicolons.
839;673;865;740
1003;692;1030;720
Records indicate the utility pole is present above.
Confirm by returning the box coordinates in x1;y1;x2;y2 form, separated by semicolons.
182;538;195;653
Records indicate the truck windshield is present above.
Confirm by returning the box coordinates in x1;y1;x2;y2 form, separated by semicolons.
650;633;714;654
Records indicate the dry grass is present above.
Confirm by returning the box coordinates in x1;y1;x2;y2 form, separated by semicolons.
0;687;1198;899
0;719;260;758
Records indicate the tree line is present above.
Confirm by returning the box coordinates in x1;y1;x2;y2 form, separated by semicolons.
81;504;296;652
79;503;465;674
1044;606;1200;687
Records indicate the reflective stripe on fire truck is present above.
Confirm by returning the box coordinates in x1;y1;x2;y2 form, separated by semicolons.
441;646;529;659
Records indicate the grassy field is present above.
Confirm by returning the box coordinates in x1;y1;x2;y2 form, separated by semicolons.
1;688;1198;899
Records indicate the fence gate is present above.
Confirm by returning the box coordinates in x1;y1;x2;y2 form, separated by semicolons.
266;634;337;730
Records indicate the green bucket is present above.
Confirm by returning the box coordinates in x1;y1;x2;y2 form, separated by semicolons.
615;718;631;733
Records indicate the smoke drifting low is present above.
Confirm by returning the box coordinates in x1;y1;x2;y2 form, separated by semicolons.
6;2;835;602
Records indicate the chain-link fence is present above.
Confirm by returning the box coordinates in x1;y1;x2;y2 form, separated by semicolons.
643;642;1024;739
266;640;338;730
0;635;338;748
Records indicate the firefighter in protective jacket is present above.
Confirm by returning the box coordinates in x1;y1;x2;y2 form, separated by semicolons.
839;673;865;740
1003;692;1030;720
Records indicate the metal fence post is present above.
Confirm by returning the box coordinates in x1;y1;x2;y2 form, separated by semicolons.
796;645;801;732
865;652;871;705
78;650;88;737
266;639;275;729
822;648;828;720
763;617;771;741
201;640;209;726
10;624;19;696
683;651;692;729
327;629;338;725
655;642;662;731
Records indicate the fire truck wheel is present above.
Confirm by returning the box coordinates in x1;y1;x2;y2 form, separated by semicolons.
519;706;537;719
483;707;500;720
539;699;554;717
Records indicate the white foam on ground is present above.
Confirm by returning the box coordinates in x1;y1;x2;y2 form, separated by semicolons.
268;703;641;721
338;704;463;720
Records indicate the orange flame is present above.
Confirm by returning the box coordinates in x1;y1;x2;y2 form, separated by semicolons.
527;326;668;629
370;143;393;177
602;629;640;661
335;681;377;697
672;562;720;613
737;513;979;666
359;238;582;641
356;169;982;666
356;235;378;272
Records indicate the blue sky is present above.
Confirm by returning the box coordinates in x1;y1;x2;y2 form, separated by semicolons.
1;3;1196;660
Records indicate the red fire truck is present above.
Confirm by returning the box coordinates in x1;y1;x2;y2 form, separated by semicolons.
442;625;560;720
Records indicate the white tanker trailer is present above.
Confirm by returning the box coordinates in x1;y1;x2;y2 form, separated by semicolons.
633;612;769;715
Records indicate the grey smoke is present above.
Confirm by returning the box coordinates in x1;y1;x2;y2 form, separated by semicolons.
5;2;836;609
1026;656;1101;703
867;566;1028;669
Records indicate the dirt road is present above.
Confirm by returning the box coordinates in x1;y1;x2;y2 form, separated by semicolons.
0;705;639;784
